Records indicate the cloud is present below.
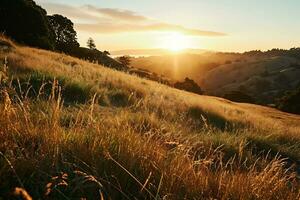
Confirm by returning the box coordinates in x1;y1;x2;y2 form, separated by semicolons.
76;22;226;36
84;5;149;22
40;2;226;36
42;3;95;21
141;23;226;36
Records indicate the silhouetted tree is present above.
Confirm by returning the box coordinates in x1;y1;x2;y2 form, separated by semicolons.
174;77;203;95
0;0;55;49
87;38;96;50
243;48;300;59
223;91;255;103
118;56;131;67
224;60;232;65
47;14;79;54
277;87;300;114
103;50;110;56
244;50;263;56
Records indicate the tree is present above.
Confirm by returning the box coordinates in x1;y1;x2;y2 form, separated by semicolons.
277;87;300;114
223;91;255;103
0;0;55;49
118;56;131;67
87;38;96;50
174;77;203;95
224;60;232;65
103;50;110;56
47;14;79;53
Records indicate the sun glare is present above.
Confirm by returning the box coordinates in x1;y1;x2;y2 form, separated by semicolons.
164;32;189;52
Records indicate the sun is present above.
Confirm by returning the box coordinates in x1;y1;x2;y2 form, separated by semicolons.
164;32;189;52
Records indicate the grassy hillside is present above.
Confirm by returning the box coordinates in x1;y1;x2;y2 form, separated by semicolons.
131;53;300;106
203;56;300;104
1;36;300;199
131;53;246;81
111;48;207;57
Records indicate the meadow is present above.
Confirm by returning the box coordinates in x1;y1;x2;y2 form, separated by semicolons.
1;36;300;199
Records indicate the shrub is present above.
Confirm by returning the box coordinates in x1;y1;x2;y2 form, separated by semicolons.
187;106;228;130
63;82;92;104
224;60;232;65
174;77;203;95
108;90;132;107
277;87;300;114
223;91;255;103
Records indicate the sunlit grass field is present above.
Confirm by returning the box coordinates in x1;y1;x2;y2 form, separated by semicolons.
1;36;300;199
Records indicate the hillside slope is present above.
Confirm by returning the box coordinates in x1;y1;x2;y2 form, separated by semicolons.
203;56;300;104
131;53;245;81
131;53;300;107
1;37;300;199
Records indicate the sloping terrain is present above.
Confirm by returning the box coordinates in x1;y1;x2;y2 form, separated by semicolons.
131;53;245;81
111;48;207;57
132;53;300;106
203;56;300;104
1;37;300;199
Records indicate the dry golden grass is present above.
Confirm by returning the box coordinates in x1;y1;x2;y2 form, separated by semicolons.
0;36;300;199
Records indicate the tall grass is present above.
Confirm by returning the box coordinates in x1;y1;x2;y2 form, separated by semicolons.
0;36;300;199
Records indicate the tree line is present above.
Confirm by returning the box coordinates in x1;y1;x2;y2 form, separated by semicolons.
1;0;75;52
243;48;300;59
0;0;134;68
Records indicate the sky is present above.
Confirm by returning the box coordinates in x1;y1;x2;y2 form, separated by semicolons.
36;0;300;52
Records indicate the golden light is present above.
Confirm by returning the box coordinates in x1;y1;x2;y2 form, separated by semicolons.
163;32;189;52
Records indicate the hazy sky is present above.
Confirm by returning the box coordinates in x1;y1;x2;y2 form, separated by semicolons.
36;0;300;52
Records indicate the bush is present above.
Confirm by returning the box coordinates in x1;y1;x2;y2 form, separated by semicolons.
277;87;300;114
224;60;232;65
174;77;203;95
108;90;132;107
187;106;228;130
63;82;92;104
224;91;255;103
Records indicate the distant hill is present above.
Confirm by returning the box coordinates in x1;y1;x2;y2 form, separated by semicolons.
202;56;300;104
131;50;300;107
131;52;246;82
111;48;208;56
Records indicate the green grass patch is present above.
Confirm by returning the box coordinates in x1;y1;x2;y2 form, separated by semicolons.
108;89;134;107
11;71;94;104
187;106;229;130
246;134;300;163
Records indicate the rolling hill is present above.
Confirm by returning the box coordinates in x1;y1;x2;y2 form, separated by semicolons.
202;56;300;104
131;51;300;107
1;36;300;199
130;53;245;81
111;48;207;57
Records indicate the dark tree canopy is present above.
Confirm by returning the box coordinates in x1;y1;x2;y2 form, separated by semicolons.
174;77;203;95
87;38;96;50
48;14;79;53
103;50;110;56
0;0;55;49
244;48;300;59
118;56;131;67
223;91;255;104
277;87;300;114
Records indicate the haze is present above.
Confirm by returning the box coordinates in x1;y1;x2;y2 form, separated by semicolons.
37;0;300;52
